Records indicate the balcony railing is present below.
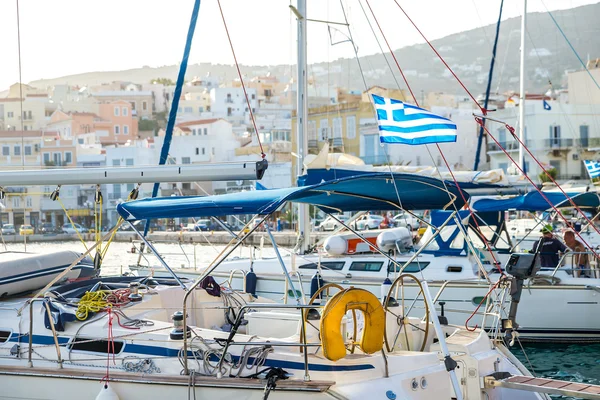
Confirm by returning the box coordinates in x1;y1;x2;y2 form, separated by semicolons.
308;139;319;149
575;138;600;149
487;140;530;152
544;138;573;149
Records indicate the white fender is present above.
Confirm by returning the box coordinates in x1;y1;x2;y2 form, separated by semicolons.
96;384;120;400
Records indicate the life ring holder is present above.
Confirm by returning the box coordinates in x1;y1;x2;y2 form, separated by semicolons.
302;283;358;354
319;287;385;361
383;273;430;352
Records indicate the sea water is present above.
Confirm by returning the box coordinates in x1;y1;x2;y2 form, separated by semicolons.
515;343;600;400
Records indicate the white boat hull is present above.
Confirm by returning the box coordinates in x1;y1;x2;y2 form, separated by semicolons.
0;251;96;297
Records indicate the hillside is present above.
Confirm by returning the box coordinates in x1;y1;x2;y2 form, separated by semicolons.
28;3;599;95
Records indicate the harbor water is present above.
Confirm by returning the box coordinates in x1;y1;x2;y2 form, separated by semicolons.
4;240;597;399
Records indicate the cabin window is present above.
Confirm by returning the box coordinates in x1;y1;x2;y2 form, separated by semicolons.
68;337;124;354
446;265;463;273
299;262;345;271
0;330;11;343
349;261;383;272
472;296;486;306
388;261;430;273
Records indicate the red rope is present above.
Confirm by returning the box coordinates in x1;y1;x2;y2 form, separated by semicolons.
366;1;503;273
465;280;501;331
436;145;504;273
217;0;265;159
364;0;417;103
102;308;115;387
387;0;597;251
507;124;600;237
476;118;600;261
391;0;485;115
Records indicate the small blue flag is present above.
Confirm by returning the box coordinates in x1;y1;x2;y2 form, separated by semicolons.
371;94;457;145
543;100;552;111
584;160;600;179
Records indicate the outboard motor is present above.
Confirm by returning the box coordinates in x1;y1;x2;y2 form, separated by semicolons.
245;266;257;297
502;253;540;342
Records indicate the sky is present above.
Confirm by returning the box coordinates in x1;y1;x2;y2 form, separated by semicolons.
0;0;597;92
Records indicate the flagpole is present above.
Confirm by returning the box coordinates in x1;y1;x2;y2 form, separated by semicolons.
518;0;527;175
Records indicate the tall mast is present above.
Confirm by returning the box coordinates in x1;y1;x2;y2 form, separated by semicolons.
473;0;504;171
518;0;527;175
296;0;310;254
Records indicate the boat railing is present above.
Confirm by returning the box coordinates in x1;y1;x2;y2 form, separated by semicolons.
551;251;600;279
428;279;510;340
130;239;198;270
226;269;247;291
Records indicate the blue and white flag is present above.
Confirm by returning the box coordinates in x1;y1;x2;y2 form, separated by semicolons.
543;99;552;111
371;94;457;145
584;160;600;179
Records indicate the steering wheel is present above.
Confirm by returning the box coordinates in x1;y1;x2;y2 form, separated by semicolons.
383;273;430;352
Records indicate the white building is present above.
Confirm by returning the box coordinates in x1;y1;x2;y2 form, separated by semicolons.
486;99;600;180
104;141;157;225
155;118;240;196
210;87;258;121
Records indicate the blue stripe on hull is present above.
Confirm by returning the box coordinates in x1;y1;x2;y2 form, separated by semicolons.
11;335;374;371
0;264;94;286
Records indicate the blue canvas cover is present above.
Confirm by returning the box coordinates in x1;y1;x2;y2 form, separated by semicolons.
472;191;600;212
117;173;469;221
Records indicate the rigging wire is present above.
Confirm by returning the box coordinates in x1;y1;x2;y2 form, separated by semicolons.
475;117;600;261
339;0;410;255
217;0;265;160
386;0;600;255
390;0;485;115
357;0;404;99
540;0;600;92
364;0;504;278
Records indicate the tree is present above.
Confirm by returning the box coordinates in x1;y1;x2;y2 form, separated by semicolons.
139;119;158;131
151;78;175;86
539;168;557;183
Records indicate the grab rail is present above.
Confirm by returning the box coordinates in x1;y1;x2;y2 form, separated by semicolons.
227;269;247;291
551;251;599;279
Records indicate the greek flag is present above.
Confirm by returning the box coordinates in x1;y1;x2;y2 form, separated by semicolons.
584;160;600;179
371;94;457;145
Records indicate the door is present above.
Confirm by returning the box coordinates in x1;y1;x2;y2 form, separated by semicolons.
29;212;39;233
13;212;24;231
549;160;560;176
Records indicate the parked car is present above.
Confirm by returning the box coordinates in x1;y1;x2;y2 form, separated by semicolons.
19;225;34;236
392;212;420;231
1;224;16;235
182;223;196;232
194;219;212;232
62;223;88;234
39;222;59;234
355;215;384;230
119;220;164;232
318;215;349;232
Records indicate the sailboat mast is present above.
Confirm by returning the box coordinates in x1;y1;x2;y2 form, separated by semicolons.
518;0;527;174
296;0;310;254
